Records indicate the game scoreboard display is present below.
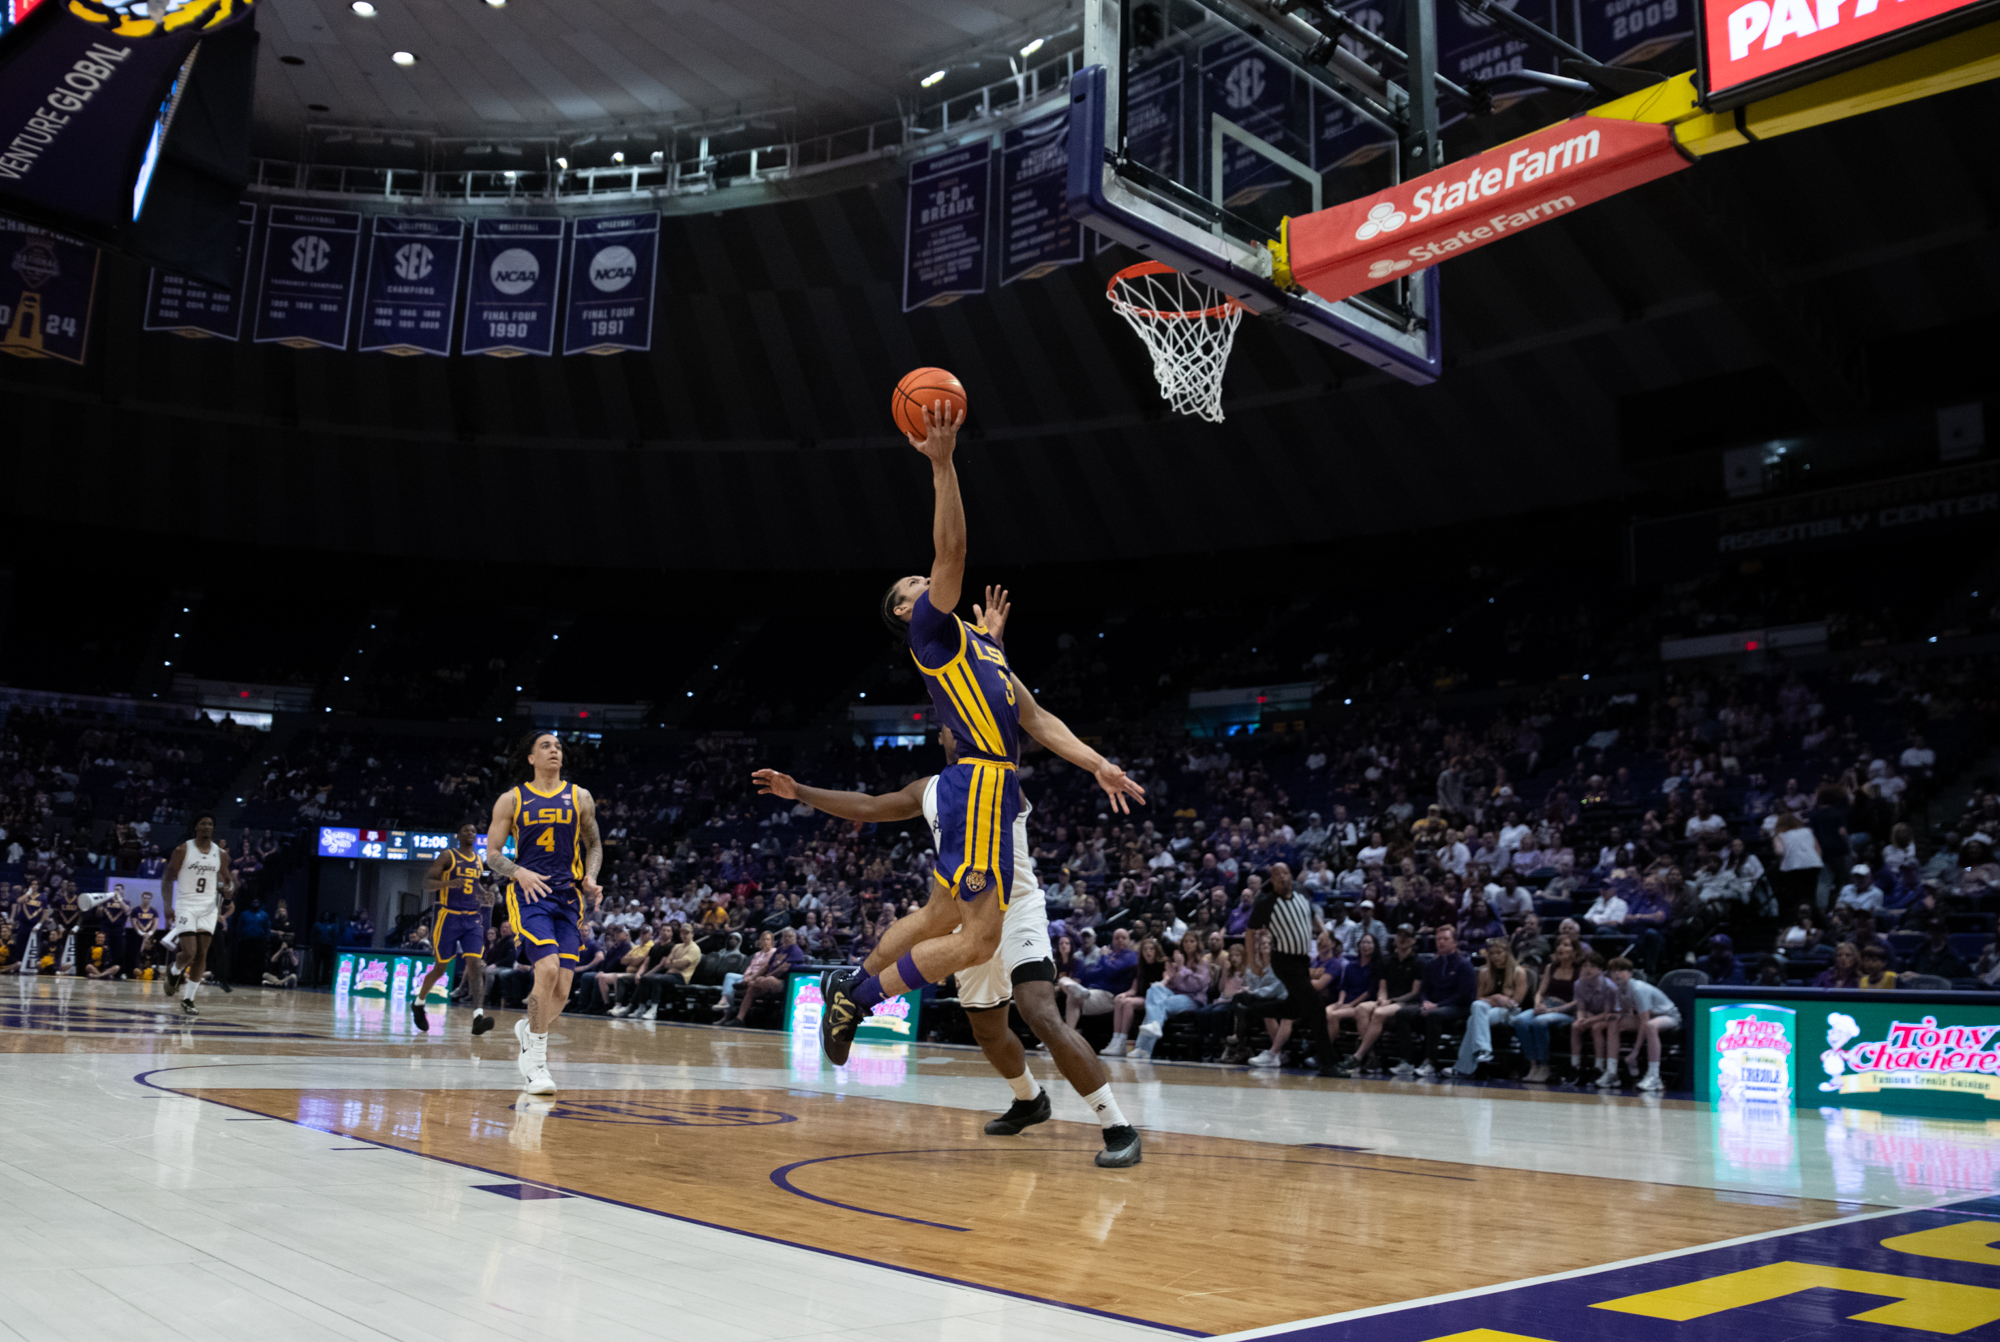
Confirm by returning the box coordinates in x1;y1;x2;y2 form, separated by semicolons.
784;972;922;1047
1695;986;2000;1116
316;827;512;862
1697;0;1999;104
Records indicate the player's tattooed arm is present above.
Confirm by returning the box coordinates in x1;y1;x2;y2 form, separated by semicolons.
577;787;605;906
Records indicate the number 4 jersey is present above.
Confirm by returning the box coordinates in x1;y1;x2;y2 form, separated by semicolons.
510;780;582;891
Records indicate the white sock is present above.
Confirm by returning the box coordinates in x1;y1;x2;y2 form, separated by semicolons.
474;1007;485;1017
1004;1071;1038;1101
1644;1062;1660;1078
1080;1084;1128;1131
1570;1054;1581;1069
182;979;197;1002
1106;1032;1126;1047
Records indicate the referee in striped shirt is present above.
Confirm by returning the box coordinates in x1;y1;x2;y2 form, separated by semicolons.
1248;863;1340;1078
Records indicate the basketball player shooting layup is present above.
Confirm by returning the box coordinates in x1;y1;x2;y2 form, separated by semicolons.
481;732;604;1094
754;594;1141;1167
162;812;235;1016
411;822;497;1038
817;400;1146;1065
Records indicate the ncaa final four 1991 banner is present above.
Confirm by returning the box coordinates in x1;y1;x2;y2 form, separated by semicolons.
563;213;657;356
252;205;361;350
463;216;563;358
359;215;464;357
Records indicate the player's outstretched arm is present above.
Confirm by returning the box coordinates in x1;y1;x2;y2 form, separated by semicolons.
752;770;926;823
1012;674;1147;814
908;400;966;615
484;790;549;897
576;787;604;907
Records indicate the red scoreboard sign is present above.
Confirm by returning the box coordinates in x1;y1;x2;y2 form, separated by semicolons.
1701;0;1998;103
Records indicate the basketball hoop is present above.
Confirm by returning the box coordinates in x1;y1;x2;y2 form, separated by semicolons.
1105;261;1247;424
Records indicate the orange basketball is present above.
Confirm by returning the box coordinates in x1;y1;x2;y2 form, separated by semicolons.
891;367;968;444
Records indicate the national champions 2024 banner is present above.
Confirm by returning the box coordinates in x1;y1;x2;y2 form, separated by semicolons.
0;210;98;363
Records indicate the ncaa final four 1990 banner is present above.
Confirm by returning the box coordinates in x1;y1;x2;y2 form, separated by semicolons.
463;216;563;358
563;213;657;356
359;215;464;357
252;205;361;350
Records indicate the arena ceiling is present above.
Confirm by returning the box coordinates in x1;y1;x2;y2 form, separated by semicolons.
251;0;1075;148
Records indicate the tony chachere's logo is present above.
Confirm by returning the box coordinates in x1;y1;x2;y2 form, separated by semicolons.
290;235;332;274
1223;57;1267;111
490;248;540;295
392;242;434;281
588;244;637;293
1355;200;1408;240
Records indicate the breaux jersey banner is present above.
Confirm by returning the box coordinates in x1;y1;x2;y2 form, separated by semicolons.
462;216;563;358
142;198;253;339
359;214;464;356
563;212;657;355
252;204;361;349
903;140;989;310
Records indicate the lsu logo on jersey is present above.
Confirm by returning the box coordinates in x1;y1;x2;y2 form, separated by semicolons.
527;807;574;826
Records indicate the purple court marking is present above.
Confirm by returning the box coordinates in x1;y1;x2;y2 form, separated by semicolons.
131;1065;1204;1339
476;1183;571;1200
540;1098;798;1127
1226;1199;1989;1341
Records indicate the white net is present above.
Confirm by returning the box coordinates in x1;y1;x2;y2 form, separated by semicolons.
1106;262;1246;424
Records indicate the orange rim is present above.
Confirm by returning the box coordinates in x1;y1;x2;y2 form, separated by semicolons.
1107;260;1246;321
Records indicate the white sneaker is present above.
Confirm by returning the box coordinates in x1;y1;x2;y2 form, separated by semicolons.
514;1018;535;1081
1248;1050;1280;1067
1414;1062;1437;1078
1099;1038;1129;1057
1390;1060;1414;1076
1637;1069;1663;1092
609;1005;631;1017
640;1004;658;1021
523;1066;557;1096
1597;1066;1619;1088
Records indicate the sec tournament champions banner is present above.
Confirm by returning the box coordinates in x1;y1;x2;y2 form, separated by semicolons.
142;199;254;339
463;216;563;358
252;205;361;350
1576;0;1695;66
1000;113;1082;285
563;213;657;355
0;212;98;363
359;215;464;356
903;139;989;310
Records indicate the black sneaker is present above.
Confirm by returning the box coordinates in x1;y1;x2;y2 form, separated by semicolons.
819;968;864;1065
471;1014;495;1036
165;966;183;996
1320;1057;1354;1079
984;1089;1052;1135
179;997;198;1017
216;977;233;994
1096;1125;1142;1168
411;1001;430;1034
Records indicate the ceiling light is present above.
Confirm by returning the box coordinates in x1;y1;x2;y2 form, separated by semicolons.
350;1;374;14
921;69;946;87
1020;37;1045;56
392;50;417;65
555;156;567;169
485;0;506;6
611;150;624;163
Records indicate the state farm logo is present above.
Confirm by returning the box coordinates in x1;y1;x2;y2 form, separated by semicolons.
1367;258;1412;279
1354;201;1407;240
392;242;434;281
290;235;332;274
1223;57;1267;111
588;244;637;293
489;247;540;295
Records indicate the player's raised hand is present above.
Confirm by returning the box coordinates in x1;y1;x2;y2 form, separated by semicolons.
1093;761;1147;814
752;768;799;800
905;399;965;463
973;584;1010;642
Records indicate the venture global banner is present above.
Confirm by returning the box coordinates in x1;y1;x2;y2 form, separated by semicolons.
904;140;989;310
359;215;464;356
563;213;657;355
463;216;562;357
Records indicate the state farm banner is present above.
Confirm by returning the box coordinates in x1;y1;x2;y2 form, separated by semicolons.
563;212;657;355
1700;0;1995;103
462;216;563;358
1287;118;1688;306
252;205;361;350
0;210;97;363
358;215;464;356
143;200;255;340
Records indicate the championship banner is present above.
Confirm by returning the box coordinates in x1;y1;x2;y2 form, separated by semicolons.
142;198;253;339
0;211;99;363
1124;51;1184;182
562;212;657;356
1199;34;1310;207
999;112;1083;285
252;205;361;350
903;139;989;310
1573;0;1695;65
1287;117;1689;305
1433;0;1562;109
462;216;563;358
358;214;463;357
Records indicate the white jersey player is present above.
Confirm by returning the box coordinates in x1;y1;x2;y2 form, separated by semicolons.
163;813;236;1015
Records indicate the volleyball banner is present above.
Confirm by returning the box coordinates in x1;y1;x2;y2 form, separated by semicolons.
359;214;464;356
903;139;989;309
563;212;657;355
142;199;254;339
463;216;563;358
252;205;361;350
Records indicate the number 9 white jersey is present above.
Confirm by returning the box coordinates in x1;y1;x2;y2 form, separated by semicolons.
174;840;224;932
